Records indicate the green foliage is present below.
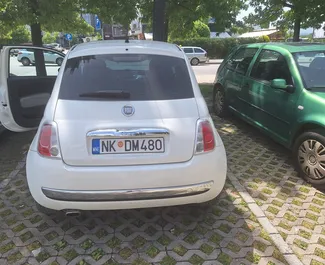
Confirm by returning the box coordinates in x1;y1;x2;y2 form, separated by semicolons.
246;0;325;39
42;32;58;44
172;37;267;59
140;0;244;40
193;21;210;38
1;0;94;44
0;25;31;44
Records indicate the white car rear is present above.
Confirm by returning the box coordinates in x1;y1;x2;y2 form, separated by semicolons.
0;41;227;213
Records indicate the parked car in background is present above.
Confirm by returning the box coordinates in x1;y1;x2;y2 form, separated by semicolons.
17;49;64;66
44;43;65;52
0;41;227;215
214;42;325;187
10;49;19;57
181;46;209;66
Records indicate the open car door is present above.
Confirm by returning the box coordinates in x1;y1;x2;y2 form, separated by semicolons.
0;46;65;132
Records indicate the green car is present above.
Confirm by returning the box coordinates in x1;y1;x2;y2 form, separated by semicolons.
213;42;325;187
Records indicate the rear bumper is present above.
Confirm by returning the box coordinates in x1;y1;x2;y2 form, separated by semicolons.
41;181;213;201
26;146;227;210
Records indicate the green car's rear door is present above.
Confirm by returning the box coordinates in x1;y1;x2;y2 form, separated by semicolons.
221;47;259;113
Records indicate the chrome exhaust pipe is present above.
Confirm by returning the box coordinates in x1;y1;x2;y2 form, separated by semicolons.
65;210;81;217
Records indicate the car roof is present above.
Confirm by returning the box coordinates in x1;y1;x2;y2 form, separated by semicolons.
241;42;325;53
181;46;204;49
68;40;184;59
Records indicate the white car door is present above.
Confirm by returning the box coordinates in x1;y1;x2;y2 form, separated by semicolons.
0;46;64;132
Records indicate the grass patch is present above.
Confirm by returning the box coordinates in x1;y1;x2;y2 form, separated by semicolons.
199;85;213;97
314;248;325;259
293;239;308;250
266;206;280;215
146;245;159;258
200;243;214;255
173;245;187;256
246;251;261;264
217;253;232;265
298;229;312;240
284;213;297;222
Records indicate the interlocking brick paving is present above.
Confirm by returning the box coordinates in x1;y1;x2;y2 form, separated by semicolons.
2;86;324;264
204;88;325;265
0;164;288;264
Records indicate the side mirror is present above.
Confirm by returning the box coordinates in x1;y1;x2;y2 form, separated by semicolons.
58;68;60;72
271;79;287;89
271;79;295;93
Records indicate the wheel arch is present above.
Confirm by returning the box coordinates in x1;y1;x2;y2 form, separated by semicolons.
291;122;325;148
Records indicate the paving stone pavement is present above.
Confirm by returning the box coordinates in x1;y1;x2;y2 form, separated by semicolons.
204;92;325;265
0;90;324;264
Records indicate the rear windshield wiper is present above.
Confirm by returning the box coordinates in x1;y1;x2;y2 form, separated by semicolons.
79;90;130;99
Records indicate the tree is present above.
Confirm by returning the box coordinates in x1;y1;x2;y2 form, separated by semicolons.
42;32;58;44
140;0;244;41
1;0;94;46
246;0;325;42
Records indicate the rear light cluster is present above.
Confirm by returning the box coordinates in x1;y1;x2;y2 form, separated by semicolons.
38;123;61;158
195;119;216;154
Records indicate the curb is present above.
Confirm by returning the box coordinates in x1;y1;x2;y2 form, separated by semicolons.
228;173;303;265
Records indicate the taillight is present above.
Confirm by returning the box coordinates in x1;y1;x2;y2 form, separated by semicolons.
195;119;215;154
38;123;61;158
18;52;22;54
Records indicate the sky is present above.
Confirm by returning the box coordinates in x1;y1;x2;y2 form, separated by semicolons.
237;6;313;35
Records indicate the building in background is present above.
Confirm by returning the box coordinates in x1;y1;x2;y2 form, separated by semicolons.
313;23;325;40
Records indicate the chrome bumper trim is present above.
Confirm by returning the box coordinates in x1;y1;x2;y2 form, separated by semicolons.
41;181;214;202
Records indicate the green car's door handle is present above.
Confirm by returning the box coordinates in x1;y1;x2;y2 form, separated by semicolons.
242;83;250;89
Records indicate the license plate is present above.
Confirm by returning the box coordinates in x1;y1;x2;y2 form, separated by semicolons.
92;138;165;154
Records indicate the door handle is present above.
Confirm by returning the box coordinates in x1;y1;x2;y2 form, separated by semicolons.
242;83;250;89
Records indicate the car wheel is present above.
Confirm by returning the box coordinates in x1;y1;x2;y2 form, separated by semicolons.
213;85;228;117
21;57;31;66
56;58;63;66
293;130;325;187
35;201;58;215
191;58;200;66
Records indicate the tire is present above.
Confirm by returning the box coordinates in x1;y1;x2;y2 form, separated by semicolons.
293;130;325;187
56;58;63;66
191;58;200;66
35;201;58;215
213;85;228;117
21;57;31;66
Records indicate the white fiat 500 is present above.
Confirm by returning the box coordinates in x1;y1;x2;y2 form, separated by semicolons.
0;41;227;215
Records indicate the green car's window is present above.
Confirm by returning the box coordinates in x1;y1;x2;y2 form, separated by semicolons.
226;48;258;75
293;51;325;89
250;50;292;85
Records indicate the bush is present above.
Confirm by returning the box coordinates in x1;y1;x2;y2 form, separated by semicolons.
171;37;270;59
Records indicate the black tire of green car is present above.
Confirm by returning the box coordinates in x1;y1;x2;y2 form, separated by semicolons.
21;57;31;66
293;130;325;187
213;85;228;117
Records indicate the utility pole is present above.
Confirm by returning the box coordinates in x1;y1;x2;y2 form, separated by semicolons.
153;0;167;41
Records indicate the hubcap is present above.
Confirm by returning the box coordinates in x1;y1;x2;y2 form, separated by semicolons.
298;139;325;179
215;90;224;111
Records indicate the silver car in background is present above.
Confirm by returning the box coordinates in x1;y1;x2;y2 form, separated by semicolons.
181;46;209;66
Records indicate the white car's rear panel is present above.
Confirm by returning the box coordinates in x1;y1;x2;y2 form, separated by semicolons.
55;99;199;166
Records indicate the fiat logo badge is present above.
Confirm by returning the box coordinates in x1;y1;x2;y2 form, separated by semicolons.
122;105;135;117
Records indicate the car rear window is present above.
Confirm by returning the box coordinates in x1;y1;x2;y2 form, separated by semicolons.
59;54;194;101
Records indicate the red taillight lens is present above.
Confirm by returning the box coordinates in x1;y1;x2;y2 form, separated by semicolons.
38;123;61;158
195;120;215;154
18;52;22;54
202;122;215;151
